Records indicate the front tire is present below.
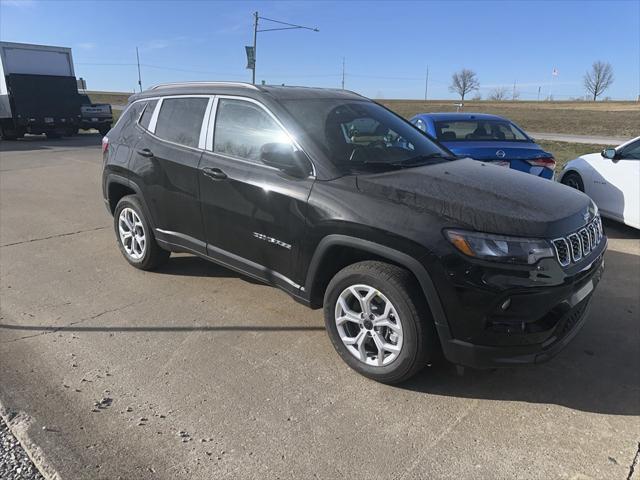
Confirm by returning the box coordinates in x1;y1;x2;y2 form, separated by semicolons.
561;172;584;192
323;261;437;384
114;195;170;270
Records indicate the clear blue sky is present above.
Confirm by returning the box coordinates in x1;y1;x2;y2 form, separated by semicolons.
1;0;638;100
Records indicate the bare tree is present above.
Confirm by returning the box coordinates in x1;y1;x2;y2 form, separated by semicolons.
488;86;509;101
449;69;479;102
584;61;614;101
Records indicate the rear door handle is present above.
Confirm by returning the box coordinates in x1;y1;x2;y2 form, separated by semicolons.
202;167;227;180
137;148;154;158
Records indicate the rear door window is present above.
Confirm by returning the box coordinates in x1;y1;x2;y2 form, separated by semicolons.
154;97;209;148
138;99;158;130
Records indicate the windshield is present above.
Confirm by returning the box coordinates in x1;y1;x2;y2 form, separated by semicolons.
434;119;530;142
281;99;454;172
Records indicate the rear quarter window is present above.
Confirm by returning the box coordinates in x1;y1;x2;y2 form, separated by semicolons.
154;97;209;148
114;101;147;142
138;99;158;130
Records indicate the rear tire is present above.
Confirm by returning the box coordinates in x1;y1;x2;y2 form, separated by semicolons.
114;195;170;270
561;172;584;192
323;261;437;384
0;124;19;140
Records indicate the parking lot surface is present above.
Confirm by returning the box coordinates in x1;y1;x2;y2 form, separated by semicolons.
1;135;639;480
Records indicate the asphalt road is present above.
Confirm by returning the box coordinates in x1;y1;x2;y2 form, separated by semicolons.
1;135;639;480
528;132;630;146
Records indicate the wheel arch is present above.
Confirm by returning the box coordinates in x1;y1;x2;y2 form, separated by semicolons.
304;235;451;339
104;175;157;229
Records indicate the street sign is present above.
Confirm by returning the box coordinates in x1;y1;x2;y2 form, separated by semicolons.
245;46;255;70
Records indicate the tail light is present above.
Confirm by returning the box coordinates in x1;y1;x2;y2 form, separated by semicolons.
527;157;556;170
102;136;109;154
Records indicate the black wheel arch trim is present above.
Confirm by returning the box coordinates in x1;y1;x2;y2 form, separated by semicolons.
104;174;157;229
304;234;453;341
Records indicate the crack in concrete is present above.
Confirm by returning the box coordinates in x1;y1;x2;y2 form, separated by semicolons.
0;301;141;344
1;226;107;248
628;441;640;480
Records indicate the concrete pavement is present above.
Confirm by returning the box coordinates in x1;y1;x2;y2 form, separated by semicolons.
1;135;639;479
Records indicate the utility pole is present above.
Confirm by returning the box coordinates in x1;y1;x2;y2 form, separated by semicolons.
424;66;429;101
341;57;345;89
249;12;319;85
512;80;516;100
251;12;258;85
136;47;142;92
537;86;541;101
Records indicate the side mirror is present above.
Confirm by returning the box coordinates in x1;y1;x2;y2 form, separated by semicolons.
601;148;617;160
260;142;311;178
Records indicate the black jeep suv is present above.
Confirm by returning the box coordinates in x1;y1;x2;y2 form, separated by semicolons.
102;82;605;383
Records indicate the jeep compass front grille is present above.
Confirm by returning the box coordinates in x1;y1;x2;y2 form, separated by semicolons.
552;216;603;267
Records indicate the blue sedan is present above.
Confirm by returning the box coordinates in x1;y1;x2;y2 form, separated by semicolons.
409;113;556;179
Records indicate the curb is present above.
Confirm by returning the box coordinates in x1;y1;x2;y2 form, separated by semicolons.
0;399;61;480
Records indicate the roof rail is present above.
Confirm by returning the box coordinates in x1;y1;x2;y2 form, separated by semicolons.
149;81;259;91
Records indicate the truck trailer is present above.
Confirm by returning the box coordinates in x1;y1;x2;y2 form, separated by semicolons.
0;41;82;139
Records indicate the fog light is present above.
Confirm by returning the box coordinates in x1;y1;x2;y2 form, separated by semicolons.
500;298;511;311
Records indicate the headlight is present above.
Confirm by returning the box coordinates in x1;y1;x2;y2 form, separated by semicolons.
444;229;554;265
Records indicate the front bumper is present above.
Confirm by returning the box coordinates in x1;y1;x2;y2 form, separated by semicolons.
436;243;605;369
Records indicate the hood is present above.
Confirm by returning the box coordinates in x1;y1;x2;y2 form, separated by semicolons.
356;158;593;238
442;141;549;161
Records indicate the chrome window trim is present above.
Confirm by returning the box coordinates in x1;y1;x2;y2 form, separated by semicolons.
198;97;214;150
147;98;161;133
205;96;219;151
206;94;317;178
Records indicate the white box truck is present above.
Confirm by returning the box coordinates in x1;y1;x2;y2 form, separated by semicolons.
0;41;82;139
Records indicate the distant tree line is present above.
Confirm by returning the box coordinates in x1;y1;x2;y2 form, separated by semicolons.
448;61;615;103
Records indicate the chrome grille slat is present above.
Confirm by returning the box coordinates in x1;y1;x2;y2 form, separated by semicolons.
579;228;591;254
552;238;570;266
568;234;582;262
551;215;603;268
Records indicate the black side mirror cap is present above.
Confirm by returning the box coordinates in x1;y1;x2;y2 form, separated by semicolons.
260;142;312;178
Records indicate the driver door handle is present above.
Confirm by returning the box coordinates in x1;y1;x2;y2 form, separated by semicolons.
202;167;227;180
136;148;154;158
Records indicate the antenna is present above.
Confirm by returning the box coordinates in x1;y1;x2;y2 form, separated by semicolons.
424;66;429;101
136;47;142;92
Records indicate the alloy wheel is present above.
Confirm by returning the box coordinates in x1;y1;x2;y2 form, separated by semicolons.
334;284;403;366
118;207;146;260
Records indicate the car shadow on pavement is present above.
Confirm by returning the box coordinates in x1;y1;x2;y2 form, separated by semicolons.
153;255;263;285
0;324;324;333
0;134;102;153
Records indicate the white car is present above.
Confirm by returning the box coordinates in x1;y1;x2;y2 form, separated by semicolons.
559;136;640;229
